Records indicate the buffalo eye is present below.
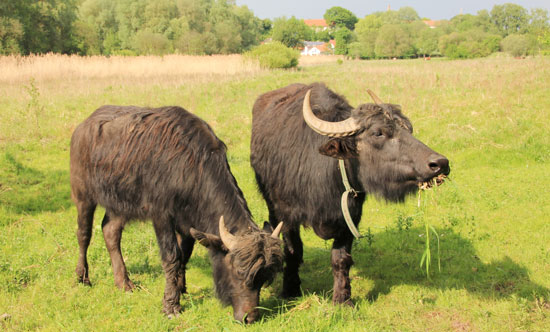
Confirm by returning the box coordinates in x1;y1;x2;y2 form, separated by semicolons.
373;129;384;138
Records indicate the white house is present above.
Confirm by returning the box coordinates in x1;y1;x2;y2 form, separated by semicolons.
301;41;335;56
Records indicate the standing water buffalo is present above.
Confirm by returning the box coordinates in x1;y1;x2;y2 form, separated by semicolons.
71;105;283;323
250;83;450;304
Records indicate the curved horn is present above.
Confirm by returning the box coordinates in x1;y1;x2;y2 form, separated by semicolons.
271;222;283;239
218;216;237;251
366;89;384;105
302;89;360;137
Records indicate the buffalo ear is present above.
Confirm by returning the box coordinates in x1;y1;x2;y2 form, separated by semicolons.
189;228;228;252
319;138;358;159
262;221;273;233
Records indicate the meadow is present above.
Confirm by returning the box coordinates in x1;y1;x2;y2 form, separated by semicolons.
0;54;549;331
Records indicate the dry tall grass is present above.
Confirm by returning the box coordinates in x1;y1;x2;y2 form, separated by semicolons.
299;55;345;66
0;53;348;87
0;53;263;85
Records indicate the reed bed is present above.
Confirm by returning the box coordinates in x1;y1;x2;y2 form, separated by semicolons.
0;53;263;85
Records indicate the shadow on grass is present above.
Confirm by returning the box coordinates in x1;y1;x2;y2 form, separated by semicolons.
295;226;549;305
118;225;549;322
0;152;72;216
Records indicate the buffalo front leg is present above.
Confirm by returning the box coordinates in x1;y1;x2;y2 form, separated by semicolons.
175;231;195;294
153;220;183;317
280;225;303;298
75;200;96;285
102;213;135;291
331;237;354;306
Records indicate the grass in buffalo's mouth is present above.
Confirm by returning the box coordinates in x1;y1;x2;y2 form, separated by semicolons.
418;173;447;190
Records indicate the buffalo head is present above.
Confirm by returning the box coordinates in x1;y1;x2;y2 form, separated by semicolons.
302;89;450;202
190;217;283;323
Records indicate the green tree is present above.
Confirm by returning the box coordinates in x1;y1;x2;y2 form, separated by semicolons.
79;0;118;54
475;9;499;34
439;30;500;59
451;14;479;32
1;0;80;54
527;8;550;53
214;20;242;53
259;18;272;40
377;10;400;25
537;29;550;54
397;7;420;22
134;29;172;55
334;27;353;55
355;14;382;58
528;8;549;33
231;5;263;51
76;0;264;55
272;16;312;48
324;6;358;30
0;17;23;54
73;20;101;55
347;41;369;59
143;0;178;35
114;0;147;51
416;27;441;57
314;29;331;42
374;24;413;58
490;3;528;36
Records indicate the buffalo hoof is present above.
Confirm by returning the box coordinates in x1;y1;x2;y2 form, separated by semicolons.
115;278;136;291
282;276;301;299
76;266;91;286
163;304;182;318
281;288;301;299
78;276;92;286
333;296;354;307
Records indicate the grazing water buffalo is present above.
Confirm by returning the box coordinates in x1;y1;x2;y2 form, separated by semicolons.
250;83;450;304
71;105;283;323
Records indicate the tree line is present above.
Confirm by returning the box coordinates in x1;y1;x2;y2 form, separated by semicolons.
272;4;550;59
348;4;550;59
0;0;269;55
1;1;549;58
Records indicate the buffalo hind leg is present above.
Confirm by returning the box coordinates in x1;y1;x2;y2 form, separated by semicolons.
153;219;183;317
279;224;303;298
75;200;96;285
331;237;354;306
102;213;135;291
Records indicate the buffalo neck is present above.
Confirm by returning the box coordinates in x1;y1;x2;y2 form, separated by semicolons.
189;152;257;237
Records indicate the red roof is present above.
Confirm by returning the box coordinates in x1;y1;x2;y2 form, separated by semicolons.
422;20;441;28
304;19;328;27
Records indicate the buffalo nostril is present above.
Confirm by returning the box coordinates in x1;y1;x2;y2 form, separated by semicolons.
428;157;449;174
244;311;259;324
428;162;440;172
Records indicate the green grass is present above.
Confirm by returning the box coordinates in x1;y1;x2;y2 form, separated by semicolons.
1;57;550;331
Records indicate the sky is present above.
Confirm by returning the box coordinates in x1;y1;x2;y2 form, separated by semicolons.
235;1;550;21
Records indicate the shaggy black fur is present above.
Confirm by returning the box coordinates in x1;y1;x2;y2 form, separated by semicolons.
71;105;282;323
250;83;449;304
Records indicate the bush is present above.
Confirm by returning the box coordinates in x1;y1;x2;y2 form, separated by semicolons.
501;34;533;57
439;30;502;59
245;42;299;69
